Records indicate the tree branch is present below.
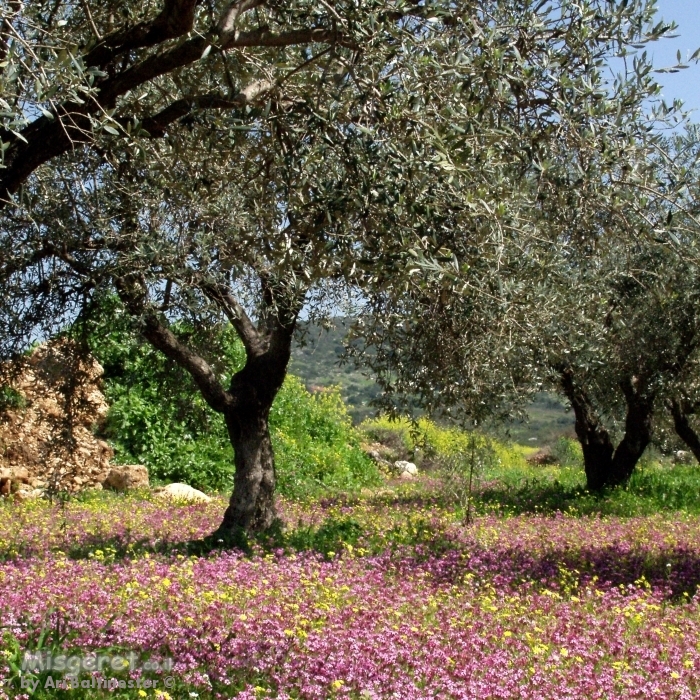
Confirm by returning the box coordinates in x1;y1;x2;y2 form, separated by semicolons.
135;82;273;137
115;275;233;413
0;5;345;201
83;0;200;69
201;282;266;358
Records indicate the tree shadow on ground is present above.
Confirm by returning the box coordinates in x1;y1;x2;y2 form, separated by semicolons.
392;540;700;600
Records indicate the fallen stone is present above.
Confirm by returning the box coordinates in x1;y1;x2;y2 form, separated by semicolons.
103;465;149;491
399;471;415;480
14;488;44;502
10;466;30;483
154;483;212;503
395;460;418;476
674;450;693;464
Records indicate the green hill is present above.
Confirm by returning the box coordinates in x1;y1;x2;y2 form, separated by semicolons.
290;320;574;443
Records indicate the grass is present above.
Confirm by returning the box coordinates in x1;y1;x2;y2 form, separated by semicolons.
470;459;700;518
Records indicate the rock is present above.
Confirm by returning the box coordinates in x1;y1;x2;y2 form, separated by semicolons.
0;339;113;492
526;450;558;466
14;488;44;502
103;465;149;491
362;442;398;464
10;466;30;483
0;467;11;481
154;483;212;503
394;460;418;476
674;450;693;464
399;471;415;480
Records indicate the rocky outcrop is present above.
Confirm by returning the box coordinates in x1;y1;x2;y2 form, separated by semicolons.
0;340;114;492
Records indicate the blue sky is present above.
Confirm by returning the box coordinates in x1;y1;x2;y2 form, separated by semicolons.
649;0;700;116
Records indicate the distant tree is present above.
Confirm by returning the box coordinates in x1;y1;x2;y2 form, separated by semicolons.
355;124;700;492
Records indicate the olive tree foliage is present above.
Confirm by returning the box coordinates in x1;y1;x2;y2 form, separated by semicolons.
355;119;700;492
0;0;380;200
0;0;686;531
347;1;684;409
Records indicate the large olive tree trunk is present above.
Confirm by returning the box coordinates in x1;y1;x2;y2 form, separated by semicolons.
221;406;277;532
216;331;293;535
560;370;654;491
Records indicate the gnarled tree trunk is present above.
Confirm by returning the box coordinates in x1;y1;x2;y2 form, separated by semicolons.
216;344;292;536
222;407;277;532
560;369;654;491
669;399;700;464
560;368;614;491
608;377;654;485
117;272;301;537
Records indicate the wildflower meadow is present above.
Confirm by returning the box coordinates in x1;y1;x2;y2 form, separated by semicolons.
2;474;700;700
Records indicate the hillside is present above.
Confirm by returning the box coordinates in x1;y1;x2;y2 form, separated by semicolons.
289;319;380;422
290;320;574;442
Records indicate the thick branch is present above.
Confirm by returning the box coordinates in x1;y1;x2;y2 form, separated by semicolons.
0;11;343;200
137;82;272;137
201;282;266;358
115;276;233;413
140;314;233;413
83;0;200;69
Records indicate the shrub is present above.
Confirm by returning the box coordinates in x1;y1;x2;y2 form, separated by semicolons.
0;385;26;414
552;436;583;469
88;306;379;495
271;378;381;498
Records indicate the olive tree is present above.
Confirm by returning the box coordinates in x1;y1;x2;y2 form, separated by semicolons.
355;121;700;492
0;0;684;532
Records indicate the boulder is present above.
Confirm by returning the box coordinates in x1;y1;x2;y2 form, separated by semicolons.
674;450;693;465
11;466;31;483
154;483;212;503
399;471;415;480
14;488;44;502
394;460;418;476
526;450;558;466
103;465;149;491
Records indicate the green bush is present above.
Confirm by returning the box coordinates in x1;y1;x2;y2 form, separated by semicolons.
88;304;379;495
552;436;583;469
0;385;27;413
271;377;381;497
